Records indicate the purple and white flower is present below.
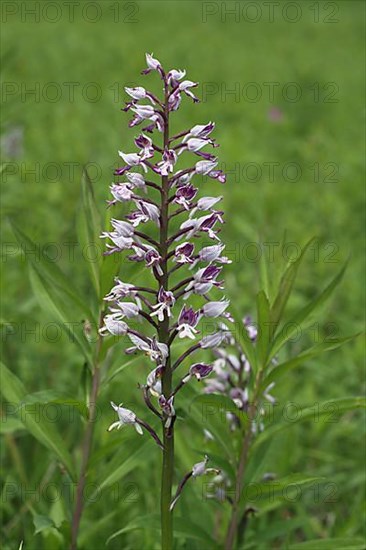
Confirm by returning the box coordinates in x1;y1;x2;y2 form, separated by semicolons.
117;151;148;173
126;333;169;367
146;366;164;397
112;301;140;319
182;363;213;383
167;69;186;86
109;183;134;203
174;242;195;264
104;279;137;301
174;184;197;210
192;455;209;477
99;315;128;336
156;149;177;175
126;172;147;190
135;134;154;159
183;122;215;140
158;395;175;428
144;52;162;73
108;402;143;434
195;159;218;175
202;299;230;318
151;287;176;322
185;265;223;295
127;200;160;227
177;306;199;339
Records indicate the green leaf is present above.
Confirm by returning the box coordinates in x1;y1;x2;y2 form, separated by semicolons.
189;394;237;458
173;516;216;545
91;438;150;498
288;538;366;550
33;514;55;534
270;238;315;334
256;290;271;366
11;223;95;322
229;306;257;371
101;354;141;387
261;335;359;388
106;514;216;546
0;417;25;434
245;473;326;501
0;362;75;478
252;397;366;451
269;263;347;360
23;390;88;420
12;223;95;366
106;515;160;545
259;243;271;299
28;267;94;366
77;169;102;297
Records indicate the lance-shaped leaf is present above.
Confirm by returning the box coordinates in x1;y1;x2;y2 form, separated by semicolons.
106;514;215;546
29;267;94;366
22;389;88;420
269;262;348;361
11;224;96;365
190;393;237;458
11;222;95;322
229;305;257;371
256;290;271;367
91;438;150;498
77;169;102;297
0;362;75;478
251;396;366;452
259;242;271;299
243;473;326;503
261;334;359;388
269;237;315;335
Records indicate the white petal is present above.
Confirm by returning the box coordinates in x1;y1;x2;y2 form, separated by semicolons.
135;422;143;435
108;421;121;432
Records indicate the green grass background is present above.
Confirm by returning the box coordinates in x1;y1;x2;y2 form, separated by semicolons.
1;1;365;548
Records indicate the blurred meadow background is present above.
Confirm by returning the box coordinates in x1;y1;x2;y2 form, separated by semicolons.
1;1;365;548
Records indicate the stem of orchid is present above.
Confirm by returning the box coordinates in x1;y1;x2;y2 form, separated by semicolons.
70;312;104;550
224;370;264;550
159;76;174;550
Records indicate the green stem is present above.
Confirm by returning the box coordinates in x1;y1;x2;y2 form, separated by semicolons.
159;74;174;550
161;381;174;550
70;313;104;550
224;370;264;550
